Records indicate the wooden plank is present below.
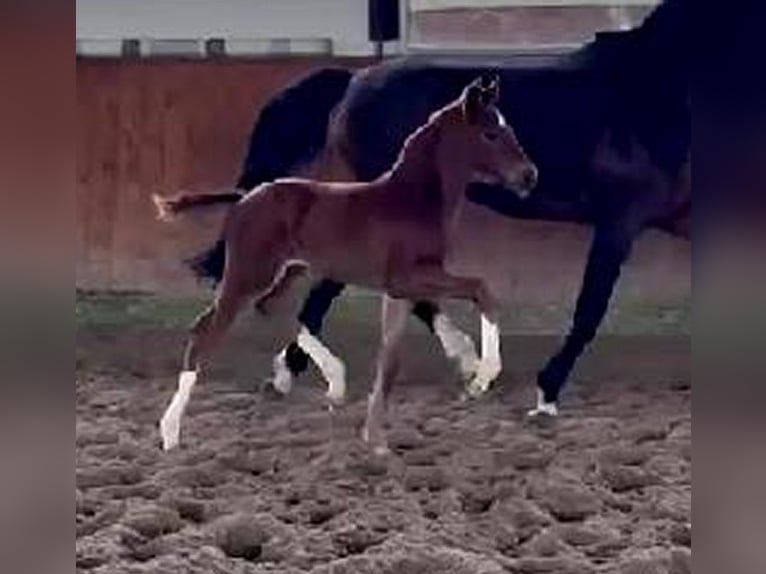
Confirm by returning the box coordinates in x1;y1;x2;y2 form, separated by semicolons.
77;58;367;290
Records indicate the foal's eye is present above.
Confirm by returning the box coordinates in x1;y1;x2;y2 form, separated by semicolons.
483;131;500;142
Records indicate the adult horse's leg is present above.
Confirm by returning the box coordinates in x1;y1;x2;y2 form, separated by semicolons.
271;279;346;394
530;213;649;416
273;284;477;387
271;281;349;403
363;295;410;454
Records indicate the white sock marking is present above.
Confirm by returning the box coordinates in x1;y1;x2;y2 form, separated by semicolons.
160;370;197;451
467;314;502;396
271;348;293;394
297;327;346;403
527;388;559;417
434;314;479;379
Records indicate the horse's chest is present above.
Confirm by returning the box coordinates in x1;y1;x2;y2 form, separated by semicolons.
380;214;445;258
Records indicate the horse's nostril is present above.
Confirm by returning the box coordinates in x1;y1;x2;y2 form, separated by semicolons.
524;168;538;189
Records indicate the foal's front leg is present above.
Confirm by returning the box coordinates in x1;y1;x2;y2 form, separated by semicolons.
465;308;502;398
388;266;502;397
363;295;410;455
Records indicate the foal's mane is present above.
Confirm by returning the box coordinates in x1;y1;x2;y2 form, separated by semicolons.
386;105;456;182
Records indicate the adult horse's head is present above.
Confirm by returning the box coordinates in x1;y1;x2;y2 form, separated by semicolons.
435;76;538;198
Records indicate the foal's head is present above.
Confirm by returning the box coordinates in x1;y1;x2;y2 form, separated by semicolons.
434;76;538;197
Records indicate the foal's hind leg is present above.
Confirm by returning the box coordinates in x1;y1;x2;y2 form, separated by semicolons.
363;295;409;455
254;260;308;315
160;282;250;451
160;233;287;451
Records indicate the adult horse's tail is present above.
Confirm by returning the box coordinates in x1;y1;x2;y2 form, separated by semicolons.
236;67;354;190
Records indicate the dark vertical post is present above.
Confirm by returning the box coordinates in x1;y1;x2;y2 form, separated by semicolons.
369;0;400;61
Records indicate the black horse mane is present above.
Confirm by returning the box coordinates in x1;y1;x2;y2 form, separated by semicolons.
236;67;353;190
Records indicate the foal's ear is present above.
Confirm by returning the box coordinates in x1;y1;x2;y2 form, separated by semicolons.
483;74;500;104
462;79;485;123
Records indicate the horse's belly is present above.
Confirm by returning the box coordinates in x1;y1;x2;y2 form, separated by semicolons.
301;242;389;289
293;193;443;289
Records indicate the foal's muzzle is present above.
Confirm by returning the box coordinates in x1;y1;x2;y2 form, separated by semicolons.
520;166;538;192
508;165;538;198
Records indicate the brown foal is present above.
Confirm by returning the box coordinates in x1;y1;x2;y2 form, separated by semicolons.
154;77;537;452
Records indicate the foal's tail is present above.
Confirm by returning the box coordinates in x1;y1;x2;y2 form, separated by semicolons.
152;191;243;283
152;191;242;221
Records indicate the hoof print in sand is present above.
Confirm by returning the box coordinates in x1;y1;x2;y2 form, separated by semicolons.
618;550;674;574
534;483;600;522
213;513;270;562
514;556;596;574
332;527;383;557
169;497;209;524
122;504;183;539
494;439;556;471
77;463;143;489
599;464;659;493
403;466;449;492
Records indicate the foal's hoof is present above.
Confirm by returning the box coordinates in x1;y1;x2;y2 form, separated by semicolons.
361;427;390;456
270;353;293;395
372;444;391;457
325;372;347;406
465;379;489;398
465;363;498;398
326;388;347;408
527;389;559;417
159;417;180;451
457;355;480;383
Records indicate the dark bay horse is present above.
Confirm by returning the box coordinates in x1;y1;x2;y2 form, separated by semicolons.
155;78;537;451
193;0;690;416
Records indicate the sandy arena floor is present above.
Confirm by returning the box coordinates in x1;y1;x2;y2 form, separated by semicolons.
76;295;690;574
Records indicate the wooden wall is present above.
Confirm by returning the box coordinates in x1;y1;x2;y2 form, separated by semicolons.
76;58;366;291
76;57;689;305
